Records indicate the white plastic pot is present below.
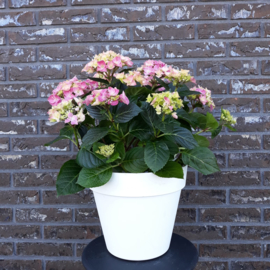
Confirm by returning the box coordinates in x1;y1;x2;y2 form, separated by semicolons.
91;166;187;261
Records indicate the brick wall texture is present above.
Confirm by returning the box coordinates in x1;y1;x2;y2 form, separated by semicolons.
0;0;269;269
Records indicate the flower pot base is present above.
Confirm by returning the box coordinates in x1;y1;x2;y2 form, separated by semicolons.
82;233;198;270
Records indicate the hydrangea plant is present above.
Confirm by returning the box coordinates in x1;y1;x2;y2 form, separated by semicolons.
45;51;236;196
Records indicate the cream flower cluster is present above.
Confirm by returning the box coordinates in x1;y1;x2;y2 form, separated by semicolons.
95;144;115;158
146;91;183;119
220;109;237;125
82;51;133;75
115;60;196;88
190;86;215;111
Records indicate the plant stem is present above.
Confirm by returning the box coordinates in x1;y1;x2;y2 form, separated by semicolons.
73;127;80;150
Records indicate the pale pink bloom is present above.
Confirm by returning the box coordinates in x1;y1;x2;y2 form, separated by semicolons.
164;97;170;106
63;90;75;101
107;87;119;97
209;104;214;111
84;95;94;106
112;56;122;67
97;89;107;103
123;75;136;86
48;95;62;106
157;87;166;92
52;83;62;95
65;112;78;125
125;59;133;67
172;112;178;119
190;77;196;84
119;91;129;105
108;100;119;106
150;98;157;105
48;108;60;122
77;110;85;122
97;61;107;72
70;76;78;83
72;87;84;97
169;106;173;111
61;81;72;91
107;61;115;70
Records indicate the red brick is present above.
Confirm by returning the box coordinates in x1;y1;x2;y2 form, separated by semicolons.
0;12;36;27
262;60;270;75
44;225;102;239
0;173;10;187
9;0;66;8
0;260;42;270
9;65;66;81
39;45;97;62
0;84;37;99
230;79;270;94
0;208;12;222
41;155;74;169
233;116;270;132
197;60;258;76
0;190;39;204
102;7;161;23
46;261;84;270
166;5;228;21
72;0;130;5
0;120;37;134
0;225;40;239
0;103;7;116
231;262;270;270
0;137;9;152
231;41;270;57
39;9;97;26
10;101;50;116
198;22;260;39
13;172;57;187
0;155;38;169
16;208;72;222
231;190;270;204
195;262;228;270
8;28;67;45
232;4;270;20
134;24;194;41
71;27;129;42
165;42;225;58
40;120;64;135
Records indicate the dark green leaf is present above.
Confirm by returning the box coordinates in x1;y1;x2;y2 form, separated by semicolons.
193;134;210;147
106;152;120;163
129;117;153;141
77;165;113;188
56;160;84;195
182;147;220;175
76;148;105;169
115;141;125;161
122;147;148;173
161;139;179;156
211;125;222;139
78;125;88;139
44;125;74;146
205;112;219;130
154;76;170;91
81;127;110;148
225;124;236;132
144;141;170;173
153;116;175;134
155;161;184;179
86;105;107;120
88;77;109;85
177;85;201;96
125;87;152;97
177;109;207;129
140;102;159;131
114;102;142;123
165;126;198;149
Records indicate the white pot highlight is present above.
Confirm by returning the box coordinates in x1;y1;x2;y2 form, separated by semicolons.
91;166;187;261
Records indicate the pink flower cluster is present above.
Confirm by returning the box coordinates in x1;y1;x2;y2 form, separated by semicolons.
115;60;196;89
84;87;129;107
82;51;133;75
190;86;215;111
48;76;98;106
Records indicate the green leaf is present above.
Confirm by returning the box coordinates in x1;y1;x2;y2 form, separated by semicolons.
88;77;109;85
81;127;110;148
76;148;105;169
115;141;125;161
114;102;142;123
125;87;152;97
205;112;219;130
161;139;179;156
106;152;120;163
77;165;113;188
44;125;74;146
193;134;210;147
177;85;201;96
144;141;170;173
177;110;207;129
155;161;184;179
225;124;236;132
165;126;198;149
122;147;148;173
86;105;107;120
129;117;153;141
153;116;175;134
154;76;170;91
78;125;88;139
182;147;220;175
56;160;84;196
211;125;222;139
140;102;159;131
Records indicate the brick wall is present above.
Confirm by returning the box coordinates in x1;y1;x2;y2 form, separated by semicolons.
0;0;269;269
